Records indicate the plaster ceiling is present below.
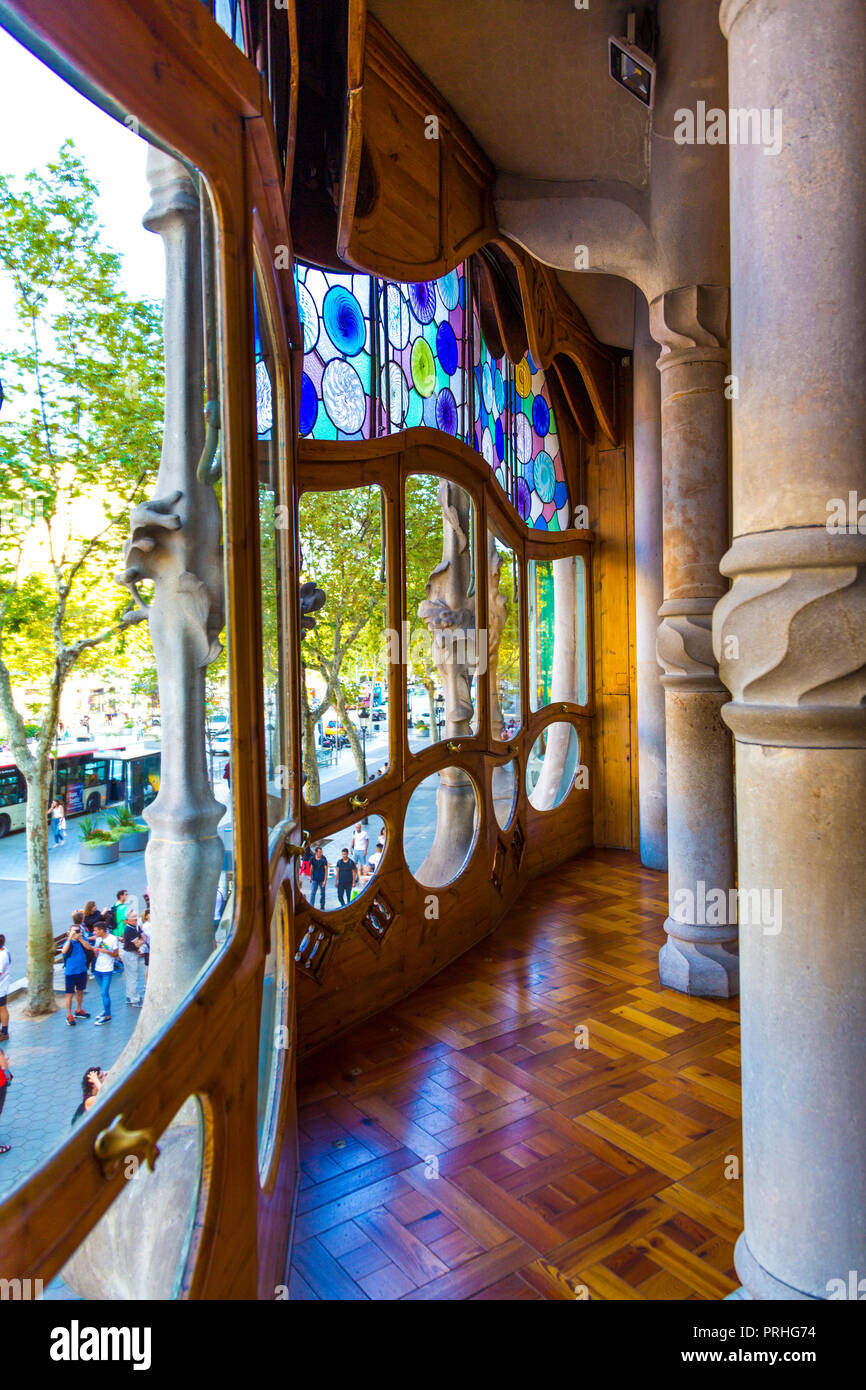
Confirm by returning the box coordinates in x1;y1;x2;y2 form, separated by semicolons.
368;0;651;190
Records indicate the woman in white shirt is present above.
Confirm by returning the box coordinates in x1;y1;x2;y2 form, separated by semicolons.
0;934;11;1041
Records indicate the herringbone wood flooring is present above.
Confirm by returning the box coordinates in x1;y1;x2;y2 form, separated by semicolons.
292;850;742;1300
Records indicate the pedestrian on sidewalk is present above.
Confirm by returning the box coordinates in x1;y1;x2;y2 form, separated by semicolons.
122;910;147;1006
91;923;118;1024
0;1045;11;1154
0;934;11;1042
309;845;328;909
105;889;129;939
49;798;66;845
335;848;358;906
71;1066;105;1124
60;913;91;1026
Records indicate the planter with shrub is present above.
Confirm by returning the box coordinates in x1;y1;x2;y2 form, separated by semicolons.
108;806;150;853
78;815;120;865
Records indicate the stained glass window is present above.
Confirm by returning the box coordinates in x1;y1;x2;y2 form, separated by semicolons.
295;265;374;441
378;267;468;439
205;0;246;52
295;258;571;530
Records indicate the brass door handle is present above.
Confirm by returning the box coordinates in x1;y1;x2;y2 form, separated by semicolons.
94;1115;160;1180
285;829;310;859
349;794;368;810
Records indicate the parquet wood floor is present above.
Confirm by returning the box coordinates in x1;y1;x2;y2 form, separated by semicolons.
292;849;742;1300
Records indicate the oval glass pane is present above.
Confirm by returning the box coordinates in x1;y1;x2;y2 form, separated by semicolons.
404;768;478;887
526;722;580;811
492;759;518;831
297;815;386;911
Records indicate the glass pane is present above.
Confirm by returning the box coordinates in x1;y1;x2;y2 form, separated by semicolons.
258;897;289;1180
295;265;374;441
379;268;468;439
488;531;521;740
0;32;236;1202
404;768;478;887
53;1094;204;1299
253;274;288;831
405;475;477;753
297;815;386;910
299;486;388;804
526;722;580;811
528;555;588;711
492;759;518;831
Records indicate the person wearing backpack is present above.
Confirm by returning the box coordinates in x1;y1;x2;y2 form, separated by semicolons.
105;890;129;939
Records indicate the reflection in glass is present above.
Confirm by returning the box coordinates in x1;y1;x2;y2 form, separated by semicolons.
404;768;478;887
526;722;580;811
297;815;386;910
299;487;388;804
254;275;287;830
492;759;518;831
406;475;477;753
528;555;589;711
258;898;288;1180
488;532;520;740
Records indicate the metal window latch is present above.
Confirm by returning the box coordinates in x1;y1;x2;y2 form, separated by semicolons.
349;794;369;810
560;704;569;713
94;1115;160;1180
285;828;311;859
446;741;461;752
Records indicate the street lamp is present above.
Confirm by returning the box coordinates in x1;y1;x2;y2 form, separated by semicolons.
358;704;369;783
265;693;275;779
435;691;445;741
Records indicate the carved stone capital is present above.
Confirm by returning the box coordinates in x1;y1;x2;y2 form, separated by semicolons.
649;285;730;371
657;599;724;691
714;528;866;746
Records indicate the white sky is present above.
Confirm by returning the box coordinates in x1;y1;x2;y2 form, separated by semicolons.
0;23;165;306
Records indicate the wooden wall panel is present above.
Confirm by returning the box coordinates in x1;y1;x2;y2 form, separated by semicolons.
588;385;639;851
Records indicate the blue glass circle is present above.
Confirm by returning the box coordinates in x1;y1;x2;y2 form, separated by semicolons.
299;372;318;436
515;478;531;520
554;481;568;508
436;320;458;376
323;286;365;356
436;270;460;311
494;417;504;462
533;451;556;504
494;368;505;415
532;394;550;437
408;281;437;324
523;459;535;493
435;387;458;435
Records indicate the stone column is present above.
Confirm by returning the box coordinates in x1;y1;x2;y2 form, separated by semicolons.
650;285;737;996
633;293;667;870
715;0;866;1299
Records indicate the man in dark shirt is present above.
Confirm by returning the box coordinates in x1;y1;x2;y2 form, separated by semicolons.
309;845;328;909
335;847;358;906
60;912;92;1026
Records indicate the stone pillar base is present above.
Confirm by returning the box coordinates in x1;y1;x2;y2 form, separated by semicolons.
659;924;739;997
735;1234;823;1302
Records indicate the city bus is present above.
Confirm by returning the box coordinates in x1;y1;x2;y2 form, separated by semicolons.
0;745;161;836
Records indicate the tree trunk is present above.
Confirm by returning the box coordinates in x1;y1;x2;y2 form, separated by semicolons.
300;678;320;804
333;687;366;784
24;762;57;1016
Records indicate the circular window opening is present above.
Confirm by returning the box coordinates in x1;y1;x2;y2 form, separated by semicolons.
298;815;386;912
526;722;580;811
492;759;518;831
404;767;479;887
